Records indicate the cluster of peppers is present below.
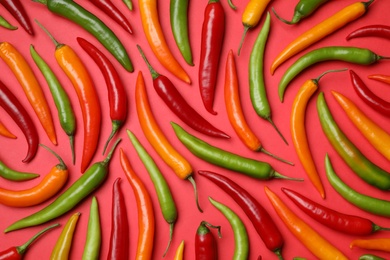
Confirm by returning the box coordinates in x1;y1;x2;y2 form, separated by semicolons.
0;0;390;259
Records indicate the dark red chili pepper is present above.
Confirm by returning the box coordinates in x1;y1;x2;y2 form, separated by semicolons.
350;70;390;117
0;80;38;163
347;24;390;40
88;0;133;34
195;221;221;260
77;37;128;154
0;0;33;35
198;170;284;258
199;0;225;115
282;187;390;235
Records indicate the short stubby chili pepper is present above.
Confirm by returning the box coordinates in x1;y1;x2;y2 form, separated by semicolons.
0;223;59;260
347;24;390;40
82;197;101;260
0;161;39;181
0;0;33;35
351;238;390;253
0;120;16;138
368;74;390;85
0;15;17;30
199;0;225;115
51;212;80;259
0;80;39;163
195;221;221;260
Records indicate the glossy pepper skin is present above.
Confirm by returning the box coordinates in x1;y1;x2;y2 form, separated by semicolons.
347;24;390;40
0;161;39;181
273;0;329;25
0;0;33;35
195;221;220;260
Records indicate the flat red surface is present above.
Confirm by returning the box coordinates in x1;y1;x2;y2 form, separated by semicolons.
1;0;390;259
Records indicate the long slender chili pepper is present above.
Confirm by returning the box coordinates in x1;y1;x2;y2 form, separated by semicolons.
0;144;68;207
120;148;155;260
36;20;102;173
77;37;127;155
324;154;390;217
368;74;390;85
270;0;374;74
30;44;76;164
128;130;177;257
282;187;390;235
4;139;121;233
0;120;16;139
0;161;39;181
0;0;33;35
350;70;390;117
0;42;57;145
359;254;386;260
107;178;129;260
139;0;190;83
265;186;348;260
199;170;284;259
0;80;39;163
0;15;17;30
317;92;390;190
172;122;302;181
137;45;229;139
51;212;80;259
135;71;201;212
278;46;389;102
347;24;390;40
199;0;225;115
0;223;59;260
209;197;249;260
82;196;101;260
195;221;221;260
173;240;184;260
351;238;390;252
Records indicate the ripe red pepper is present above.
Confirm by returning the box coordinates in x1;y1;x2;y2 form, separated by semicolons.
195;221;221;260
0;0;33;35
347;24;390;40
199;0;225;115
0;80;39;163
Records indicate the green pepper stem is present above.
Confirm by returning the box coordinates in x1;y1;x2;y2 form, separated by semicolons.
267;118;289;145
103;138;122;165
260;148;294;166
136;44;160;79
34;19;63;49
39;143;67;169
17;223;59;255
188;176;203;213
237;26;249;56
374;224;390;232
201;220;222;238
274;171;304;181
162;223;174;257
69;135;75;165
272;7;297;25
227;0;237;10
32;0;48;5
312;68;348;85
102;121;121;155
275;249;284;260
363;0;375;9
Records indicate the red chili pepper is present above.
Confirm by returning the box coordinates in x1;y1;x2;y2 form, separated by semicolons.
0;0;33;35
350;70;390;117
88;0;133;34
199;0;225;115
0;80;38;163
198;170;284;258
347;24;390;40
195;221;221;260
77;37;128;154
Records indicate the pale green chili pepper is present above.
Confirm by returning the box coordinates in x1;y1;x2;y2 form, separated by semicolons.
0;15;17;30
82;196;101;260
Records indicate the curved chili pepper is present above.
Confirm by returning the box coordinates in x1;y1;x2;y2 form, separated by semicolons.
0;80;39;163
120;148;155;259
351;238;390;252
173;240;184;260
347;24;390;40
0;0;33;35
359;254;386;260
199;170;284;259
0;120;16;139
0;15;17;30
368;74;390;85
77;37;128;155
195;221;221;260
122;0;132;10
264;186;348;260
271;0;374;74
51;212;80;259
0;161;39;181
82;196;101;260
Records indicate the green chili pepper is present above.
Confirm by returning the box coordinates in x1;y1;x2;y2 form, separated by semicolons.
209;197;248;260
127;130;177;257
4;138;121;233
82;196;101;260
278;46;389;102
359;254;386;260
317;92;390;190
34;0;133;72
0;161;40;181
171;122;302;181
30;44;77;164
324;154;390;217
0;15;17;30
122;0;133;11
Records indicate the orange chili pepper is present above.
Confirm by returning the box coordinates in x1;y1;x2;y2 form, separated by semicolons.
0;120;16;139
350;238;390;252
264;186;348;259
368;74;390;85
173;240;185;260
0;41;57;145
139;0;191;84
120;148;155;259
270;0;374;74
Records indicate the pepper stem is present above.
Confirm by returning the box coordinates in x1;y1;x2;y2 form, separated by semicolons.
274;249;284;260
274;171;304;181
32;0;48;5
237;26;249;56
363;0;375;9
266;117;289;145
260;148;294;166
102;121;121;155
162;223;174;257
34;19;63;49
374;224;390;232
39;144;67;170
272;7;296;25
227;0;237;10
313;68;348;85
202;221;222;238
136;44;160;79
17;223;59;255
188;175;203;213
103;138;122;165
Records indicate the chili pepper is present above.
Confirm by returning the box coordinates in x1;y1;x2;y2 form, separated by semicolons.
120;148;155;260
172;122;302;181
77;37;127;155
135;71;201;212
271;0;375;74
137;44;229;139
0;120;16;139
139;0;190;83
195;221;221;260
237;0;270;55
368;74;390;85
51;212;80;259
82;196;101;260
265;186;348;260
0;42;57;145
0;144;68;207
4;138;121;233
0;161;39;181
347;24;390;40
350;70;390;117
0;80;39;163
278;46;389;102
351;238;390;252
317;91;390;190
282;187;390;235
324;153;390;217
209;197;249;260
122;0;132;10
34;0;133;72
359;254;386;260
30;44;76;164
0;223;59;260
0;15;17;30
332;90;390;161
272;0;329;25
107;178;129;260
128;130;177;257
199;170;284;259
173;240;184;260
199;0;225;115
0;0;33;35
36;20;102;173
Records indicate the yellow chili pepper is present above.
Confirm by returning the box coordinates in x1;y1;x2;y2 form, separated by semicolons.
51;212;80;260
173;240;185;260
350;238;390;252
